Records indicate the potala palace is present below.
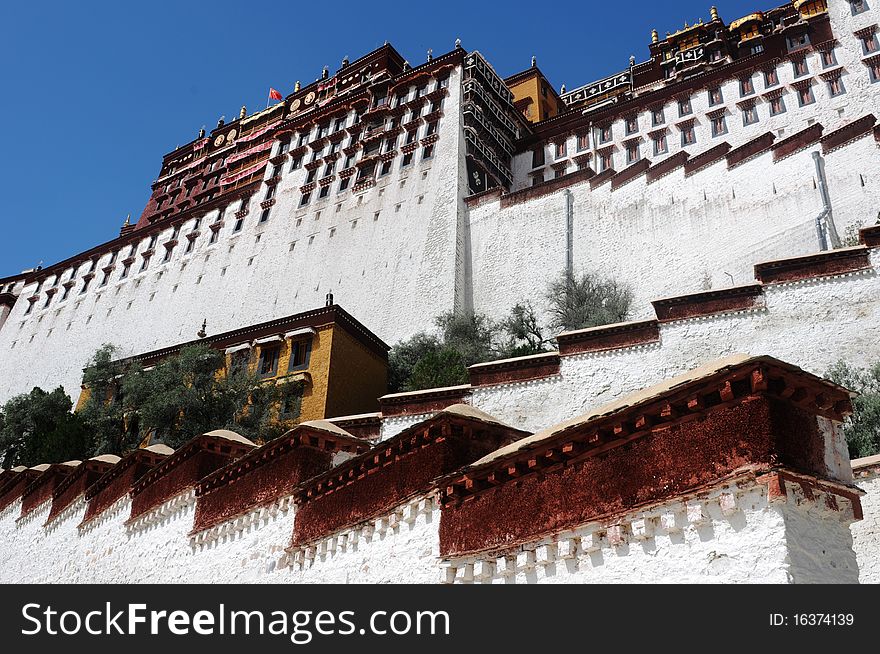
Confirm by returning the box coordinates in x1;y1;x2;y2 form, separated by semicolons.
1;0;880;583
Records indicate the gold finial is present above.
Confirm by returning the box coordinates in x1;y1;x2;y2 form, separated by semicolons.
294;80;301;92
652;29;659;43
239;105;247;119
123;214;130;227
684;21;689;28
710;6;719;21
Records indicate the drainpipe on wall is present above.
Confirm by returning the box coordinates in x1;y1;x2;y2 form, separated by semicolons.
812;151;841;251
564;189;574;279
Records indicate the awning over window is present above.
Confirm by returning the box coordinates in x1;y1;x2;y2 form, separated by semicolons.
224;343;251;354
254;335;284;345
284;327;317;340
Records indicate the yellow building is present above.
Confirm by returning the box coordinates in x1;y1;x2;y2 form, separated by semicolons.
78;304;388;431
505;64;564;124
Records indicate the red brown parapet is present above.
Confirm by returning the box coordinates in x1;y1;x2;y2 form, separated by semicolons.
557;320;660;356
19;461;80;517
464;187;502;209
379;385;471;418
500;168;595;208
652;284;764;322
772;123;824;162
754;247;872;284
852;453;880;481
726;132;775;169
81;445;172;525
128;431;255;523
820;114;876;154
589;167;616;190
327;413;382;441
468;352;560;388
610;159;651;191
46;455;119;524
646;151;689;183
860;225;880;248
438;355;856;557
0;466;42;513
192;421;370;534
684;142;731;177
291;405;528;546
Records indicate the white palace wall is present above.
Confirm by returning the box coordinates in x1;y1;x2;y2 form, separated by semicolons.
0;69;469;407
0;475;864;584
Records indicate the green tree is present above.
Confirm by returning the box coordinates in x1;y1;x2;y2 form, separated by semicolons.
0;387;91;468
826;360;880;459
498;302;550;358
121;344;303;448
389;312;499;392
78;344;138;456
546;270;633;332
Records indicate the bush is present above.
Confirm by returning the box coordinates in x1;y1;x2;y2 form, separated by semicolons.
826;360;880;459
0;387;91;468
546;270;633;332
389;313;496;392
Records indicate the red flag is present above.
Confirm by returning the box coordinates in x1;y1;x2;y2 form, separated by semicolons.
269;88;283;101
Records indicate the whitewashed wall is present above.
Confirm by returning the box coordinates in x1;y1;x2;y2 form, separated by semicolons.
442;478;860;584
0;475;865;583
0;68;467;406
852;466;880;584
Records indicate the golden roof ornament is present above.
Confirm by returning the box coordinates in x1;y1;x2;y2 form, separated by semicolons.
710;5;719;21
294;80;301;92
239;105;247;119
122;214;130;227
652;29;659;44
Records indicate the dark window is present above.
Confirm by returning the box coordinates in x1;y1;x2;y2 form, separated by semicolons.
319;185;330;198
742;106;759;126
797;85;815;106
678;97;692;116
532;147;545;168
821;49;837;68
229;350;250;376
577;133;589;151
770;95;786;116
422;144;434;159
626;142;639;164
708;87;723;105
711;115;727;137
764;68;779;88
740;77;754;96
828;77;846;97
338;177;351;191
259;208;271;223
651;108;664;126
793;58;809;77
554;141;566;159
258;346;280;378
851;0;868;15
652;133;667;156
681;126;696;146
288;340;312;371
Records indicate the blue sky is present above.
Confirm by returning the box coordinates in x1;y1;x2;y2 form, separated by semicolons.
0;0;770;277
